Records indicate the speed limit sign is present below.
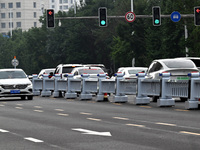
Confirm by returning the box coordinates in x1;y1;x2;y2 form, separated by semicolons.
125;12;136;22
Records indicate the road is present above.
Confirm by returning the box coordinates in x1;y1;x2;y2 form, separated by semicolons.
0;96;200;150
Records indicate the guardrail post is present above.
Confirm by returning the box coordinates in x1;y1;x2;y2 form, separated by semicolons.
157;72;175;107
53;74;61;97
185;72;200;109
96;73;107;101
80;73;93;100
41;74;53;97
64;74;77;99
32;74;42;96
114;72;128;103
134;73;151;105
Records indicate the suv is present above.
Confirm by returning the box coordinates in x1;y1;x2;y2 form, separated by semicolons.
54;64;83;78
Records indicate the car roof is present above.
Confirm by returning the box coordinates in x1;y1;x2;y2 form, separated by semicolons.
0;68;24;72
58;64;83;67
73;67;103;70
120;67;147;70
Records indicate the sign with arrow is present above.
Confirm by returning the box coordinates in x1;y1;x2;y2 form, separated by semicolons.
72;128;112;137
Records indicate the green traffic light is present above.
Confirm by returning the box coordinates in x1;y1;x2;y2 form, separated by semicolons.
155;19;160;24
101;20;106;25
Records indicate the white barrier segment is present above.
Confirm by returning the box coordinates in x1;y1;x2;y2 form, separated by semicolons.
32;74;42;96
41;74;54;97
120;79;137;95
80;74;93;100
134;73;151;105
65;74;81;99
53;74;62;97
157;72;175;107
96;73;106;101
185;72;200;109
114;72;128;103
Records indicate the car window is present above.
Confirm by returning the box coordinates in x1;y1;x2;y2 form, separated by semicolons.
148;62;162;73
128;69;146;74
163;60;195;68
0;71;27;79
79;69;104;74
63;67;76;73
190;59;200;68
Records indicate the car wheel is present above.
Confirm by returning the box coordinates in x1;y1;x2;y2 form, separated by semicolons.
21;96;26;100
27;96;33;100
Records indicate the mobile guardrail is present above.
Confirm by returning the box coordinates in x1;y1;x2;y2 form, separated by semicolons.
53;74;67;98
32;74;42;96
41;74;54;97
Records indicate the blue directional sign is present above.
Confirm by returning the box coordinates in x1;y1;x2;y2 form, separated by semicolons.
171;11;181;22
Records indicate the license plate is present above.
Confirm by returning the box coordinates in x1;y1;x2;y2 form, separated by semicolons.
10;90;20;94
176;77;190;80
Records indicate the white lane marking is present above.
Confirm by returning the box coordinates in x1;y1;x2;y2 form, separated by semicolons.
57;113;69;116
0;104;5;107
113;117;129;120
179;131;200;136
34;109;43;112
15;107;23;109
175;109;189;112
72;128;112;136
24;137;44;143
80;112;92;115
139;106;152;108
156;122;177;126
0;129;9;133
34;106;43;108
55;109;64;112
87;118;101;121
16;104;23;106
126;124;146;128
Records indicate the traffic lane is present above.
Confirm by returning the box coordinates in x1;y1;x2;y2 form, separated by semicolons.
1;97;200;149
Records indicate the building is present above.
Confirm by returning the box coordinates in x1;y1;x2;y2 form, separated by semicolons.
0;0;85;35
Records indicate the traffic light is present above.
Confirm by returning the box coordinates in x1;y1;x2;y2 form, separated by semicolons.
99;7;107;27
152;6;161;26
47;9;55;28
194;7;200;26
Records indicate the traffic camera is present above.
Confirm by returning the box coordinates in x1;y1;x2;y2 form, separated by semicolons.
194;7;200;26
47;9;55;28
99;7;107;27
152;6;161;26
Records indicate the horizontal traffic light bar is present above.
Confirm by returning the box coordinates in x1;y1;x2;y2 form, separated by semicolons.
56;14;194;20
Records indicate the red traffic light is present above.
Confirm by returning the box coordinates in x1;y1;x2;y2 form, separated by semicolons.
46;9;55;28
48;11;53;15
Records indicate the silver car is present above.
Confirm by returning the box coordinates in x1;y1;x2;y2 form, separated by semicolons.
146;58;199;80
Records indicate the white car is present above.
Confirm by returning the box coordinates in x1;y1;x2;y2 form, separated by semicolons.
38;68;55;79
0;69;33;100
120;67;148;79
71;67;106;79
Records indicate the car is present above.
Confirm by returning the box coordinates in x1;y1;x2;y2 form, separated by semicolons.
146;58;199;102
71;67;106;79
146;58;199;80
120;67;148;79
54;64;83;79
0;69;33;100
176;57;200;71
38;68;55;79
83;64;107;72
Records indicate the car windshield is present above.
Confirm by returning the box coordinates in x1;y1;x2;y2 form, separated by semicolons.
63;67;78;73
79;69;104;74
0;71;27;79
162;60;195;68
128;69;146;74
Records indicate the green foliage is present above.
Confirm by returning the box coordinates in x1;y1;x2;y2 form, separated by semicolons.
0;0;200;75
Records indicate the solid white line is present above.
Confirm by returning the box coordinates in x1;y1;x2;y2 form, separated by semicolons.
113;117;129;120
24;137;44;143
0;129;9;133
156;122;177;126
87;118;101;121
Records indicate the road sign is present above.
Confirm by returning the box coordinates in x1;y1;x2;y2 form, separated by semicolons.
171;11;181;22
11;58;19;68
125;12;136;23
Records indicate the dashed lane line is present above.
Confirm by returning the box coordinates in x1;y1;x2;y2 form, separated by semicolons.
126;124;146;128
87;118;102;121
24;137;44;143
34;110;44;113
15;107;23;109
80;112;92;115
16;104;23;106
0;104;5;107
179;131;200;136
0;129;9;133
139;106;152;108
57;113;69;116
34;106;43;108
175;109;189;112
156;122;177;127
54;109;64;112
113;117;129;120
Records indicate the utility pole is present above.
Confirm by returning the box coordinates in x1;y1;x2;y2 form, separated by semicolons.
131;0;134;12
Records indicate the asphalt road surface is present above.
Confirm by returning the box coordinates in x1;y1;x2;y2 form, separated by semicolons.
0;96;200;150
